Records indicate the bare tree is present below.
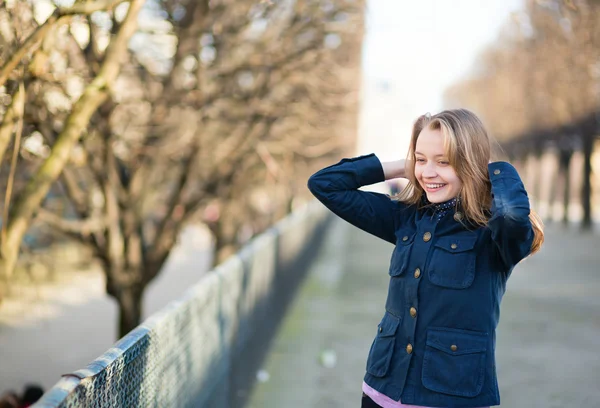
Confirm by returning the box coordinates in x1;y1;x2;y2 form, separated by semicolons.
444;0;599;227
0;0;147;302
444;0;599;142
0;0;365;337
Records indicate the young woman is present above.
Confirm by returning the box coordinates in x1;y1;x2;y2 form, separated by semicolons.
307;109;543;408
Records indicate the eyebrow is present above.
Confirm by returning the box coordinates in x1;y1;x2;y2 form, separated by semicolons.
414;152;447;158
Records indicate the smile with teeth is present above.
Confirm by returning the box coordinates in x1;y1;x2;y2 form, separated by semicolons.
424;183;446;191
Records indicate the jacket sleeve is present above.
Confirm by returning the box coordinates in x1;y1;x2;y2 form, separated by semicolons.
307;154;401;244
487;162;534;268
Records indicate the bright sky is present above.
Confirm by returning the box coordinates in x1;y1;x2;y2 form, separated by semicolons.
358;0;525;160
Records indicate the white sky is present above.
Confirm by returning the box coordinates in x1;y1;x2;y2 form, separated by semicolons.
358;0;525;160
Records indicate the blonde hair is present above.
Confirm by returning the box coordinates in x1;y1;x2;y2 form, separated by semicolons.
396;109;544;255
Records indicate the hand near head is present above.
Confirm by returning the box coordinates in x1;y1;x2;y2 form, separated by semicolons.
382;159;410;180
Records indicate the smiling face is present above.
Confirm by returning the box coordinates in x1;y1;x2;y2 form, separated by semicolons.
414;126;462;203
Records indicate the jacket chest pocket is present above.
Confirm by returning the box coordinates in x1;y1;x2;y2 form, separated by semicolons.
422;327;488;398
389;230;415;277
428;234;478;289
366;312;400;377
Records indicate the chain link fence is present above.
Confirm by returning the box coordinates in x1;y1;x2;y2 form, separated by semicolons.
33;202;330;408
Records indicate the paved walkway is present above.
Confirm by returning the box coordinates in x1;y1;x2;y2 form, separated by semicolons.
247;218;600;408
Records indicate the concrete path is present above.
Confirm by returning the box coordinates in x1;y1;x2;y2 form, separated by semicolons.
246;218;600;408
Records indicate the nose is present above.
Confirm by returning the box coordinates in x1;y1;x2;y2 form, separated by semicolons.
422;161;437;179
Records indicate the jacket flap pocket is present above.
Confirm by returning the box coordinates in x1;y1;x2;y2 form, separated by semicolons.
422;327;488;397
377;312;400;337
426;327;487;355
433;235;477;253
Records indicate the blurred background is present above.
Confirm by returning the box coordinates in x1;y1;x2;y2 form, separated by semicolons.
0;0;598;407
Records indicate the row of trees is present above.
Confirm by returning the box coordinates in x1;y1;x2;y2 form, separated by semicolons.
444;0;599;227
444;0;598;142
0;0;365;337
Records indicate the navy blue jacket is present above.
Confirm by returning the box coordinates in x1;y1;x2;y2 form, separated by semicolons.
307;154;534;407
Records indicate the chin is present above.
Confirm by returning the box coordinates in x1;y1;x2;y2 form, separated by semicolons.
425;193;452;203
426;196;445;204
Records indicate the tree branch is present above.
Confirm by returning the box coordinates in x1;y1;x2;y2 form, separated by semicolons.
148;143;200;260
1;82;24;248
0;0;145;280
0;0;127;87
0;83;25;165
36;208;105;236
64;0;127;15
59;167;91;216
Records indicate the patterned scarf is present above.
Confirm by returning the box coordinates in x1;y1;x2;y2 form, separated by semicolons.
421;196;459;221
432;197;459;220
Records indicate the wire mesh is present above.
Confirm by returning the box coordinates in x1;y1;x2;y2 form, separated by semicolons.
33;202;328;408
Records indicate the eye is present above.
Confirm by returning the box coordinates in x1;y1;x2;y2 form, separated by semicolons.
415;158;426;163
438;160;450;166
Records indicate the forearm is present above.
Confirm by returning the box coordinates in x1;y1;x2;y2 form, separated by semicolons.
381;160;406;180
307;154;400;244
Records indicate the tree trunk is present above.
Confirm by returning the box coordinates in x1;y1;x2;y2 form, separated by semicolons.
560;150;571;225
213;233;237;268
581;134;593;230
209;218;238;268
104;227;148;338
0;230;22;302
112;283;145;339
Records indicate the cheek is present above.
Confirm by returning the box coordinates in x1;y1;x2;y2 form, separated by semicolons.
413;165;422;180
441;169;461;187
453;179;463;192
449;175;462;190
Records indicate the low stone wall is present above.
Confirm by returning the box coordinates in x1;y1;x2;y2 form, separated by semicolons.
33;201;330;408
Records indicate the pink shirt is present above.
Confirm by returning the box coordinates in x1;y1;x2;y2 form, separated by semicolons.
362;382;490;408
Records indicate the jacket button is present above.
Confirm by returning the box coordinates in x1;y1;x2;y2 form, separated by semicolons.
451;344;458;352
379;326;382;333
406;344;413;354
450;243;458;249
414;268;421;279
423;232;431;242
453;212;464;222
493;169;501;175
410;307;417;318
402;235;409;242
